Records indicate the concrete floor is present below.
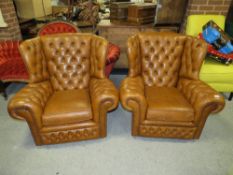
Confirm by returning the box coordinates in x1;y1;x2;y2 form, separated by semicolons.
0;75;233;175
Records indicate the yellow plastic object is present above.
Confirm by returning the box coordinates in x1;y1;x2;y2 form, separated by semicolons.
200;58;233;92
186;15;226;36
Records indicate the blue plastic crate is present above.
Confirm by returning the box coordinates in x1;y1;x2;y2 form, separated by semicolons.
202;26;220;44
218;41;233;54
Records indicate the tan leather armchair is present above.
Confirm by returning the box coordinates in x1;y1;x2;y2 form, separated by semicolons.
120;32;225;139
8;33;119;145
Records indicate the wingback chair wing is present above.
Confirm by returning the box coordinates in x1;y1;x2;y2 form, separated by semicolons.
8;33;119;145
120;32;225;139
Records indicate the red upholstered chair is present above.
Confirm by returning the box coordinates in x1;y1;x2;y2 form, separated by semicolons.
38;21;120;77
38;21;80;35
0;41;29;99
0;41;28;81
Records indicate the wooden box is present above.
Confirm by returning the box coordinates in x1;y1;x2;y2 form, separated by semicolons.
128;3;156;24
110;2;134;20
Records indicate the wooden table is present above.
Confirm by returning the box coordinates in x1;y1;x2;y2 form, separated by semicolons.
97;20;178;69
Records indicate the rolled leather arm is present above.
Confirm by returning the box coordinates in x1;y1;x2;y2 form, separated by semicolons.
178;78;225;122
120;76;147;112
90;78;119;112
8;81;53;128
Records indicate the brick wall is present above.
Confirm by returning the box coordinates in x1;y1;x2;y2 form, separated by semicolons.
0;0;22;40
181;0;231;33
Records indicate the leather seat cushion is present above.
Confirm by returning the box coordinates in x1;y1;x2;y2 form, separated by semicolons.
145;86;194;122
43;89;92;126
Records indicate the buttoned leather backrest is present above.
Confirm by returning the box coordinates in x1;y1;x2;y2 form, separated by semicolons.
127;32;207;87
41;34;92;90
138;32;186;87
19;33;108;91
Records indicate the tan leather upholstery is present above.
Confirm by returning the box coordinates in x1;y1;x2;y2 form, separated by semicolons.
120;32;225;139
43;89;92;127
8;33;119;145
145;86;194;123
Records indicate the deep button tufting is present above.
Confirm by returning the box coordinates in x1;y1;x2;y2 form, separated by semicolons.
77;64;82;69
71;41;75;46
140;36;186;87
78;79;83;84
148;77;153;83
72;72;77;77
61;57;66;63
71;57;76;63
67;80;73;85
65;49;70;54
161;62;165;67
38;35;94;91
150;47;155;53
169;62;173;67
145;40;150;46
76;50;81;54
82;71;87;76
154;55;159;60
149;62;154;68
49;43;53;47
60;42;64;47
161;47;165;53
171;48;175;53
57;64;63;71
82;57;86;61
145;55;150;60
63;73;68;78
55;50;60;55
27;46;31;51
67;65;72;71
81;41;85;46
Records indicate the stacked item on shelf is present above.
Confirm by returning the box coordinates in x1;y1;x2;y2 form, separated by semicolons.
110;2;156;24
